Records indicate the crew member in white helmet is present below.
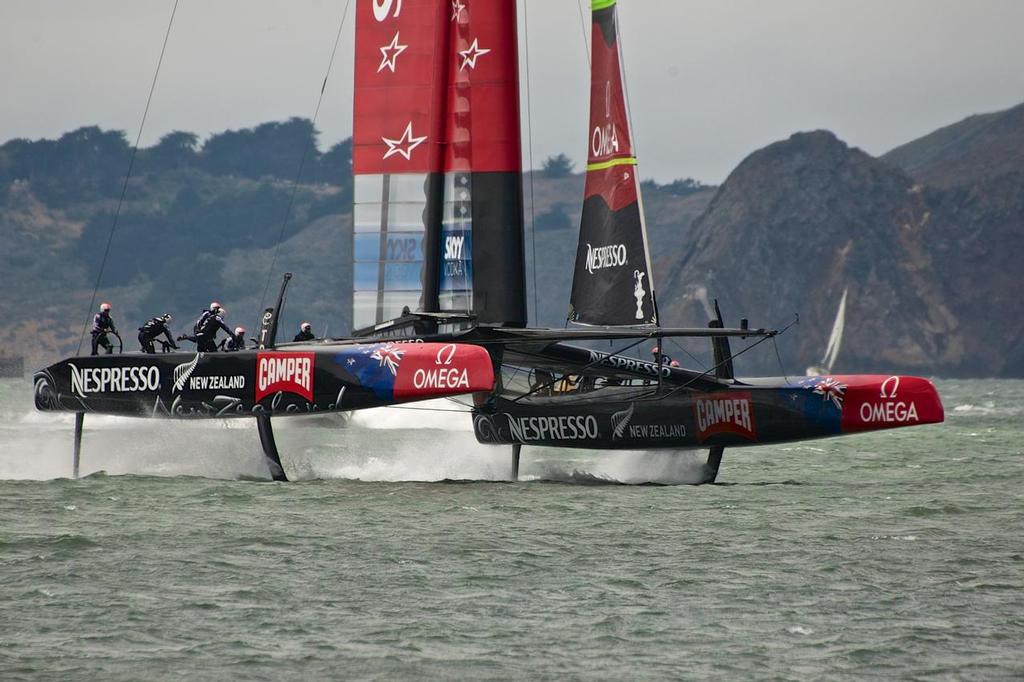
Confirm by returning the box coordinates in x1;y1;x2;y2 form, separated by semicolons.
293;321;315;342
90;302;117;355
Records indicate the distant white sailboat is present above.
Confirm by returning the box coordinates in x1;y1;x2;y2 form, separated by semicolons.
806;288;848;376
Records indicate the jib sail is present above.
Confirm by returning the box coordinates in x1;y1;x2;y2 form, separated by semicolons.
351;0;525;330
568;0;657;326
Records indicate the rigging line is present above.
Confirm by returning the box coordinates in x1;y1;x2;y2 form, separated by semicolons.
510;336;648;403
772;335;790;384
564;1;587;328
76;0;180;355
522;0;540;327
666;336;709;372
576;0;591;66
606;2;660;326
658;315;798;400
256;0;352;326
615;5;640;163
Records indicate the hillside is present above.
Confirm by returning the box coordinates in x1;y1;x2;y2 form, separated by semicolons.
0;122;354;367
2;102;1023;376
661;124;1024;376
0;122;712;369
881;101;1024;188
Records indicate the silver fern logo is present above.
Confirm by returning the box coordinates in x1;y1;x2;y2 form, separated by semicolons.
172;353;201;393
611;403;635;439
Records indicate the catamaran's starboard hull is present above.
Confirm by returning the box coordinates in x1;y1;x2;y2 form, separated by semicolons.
472;375;943;449
34;343;494;418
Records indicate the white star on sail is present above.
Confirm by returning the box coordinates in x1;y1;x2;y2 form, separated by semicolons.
382;122;427;160
451;0;465;21
377;32;407;73
458;38;490;71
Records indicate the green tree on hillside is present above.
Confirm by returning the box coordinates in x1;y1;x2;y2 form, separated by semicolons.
541;153;574;178
0;126;131;204
201;118;318;180
141;131;199;172
315;138;353;187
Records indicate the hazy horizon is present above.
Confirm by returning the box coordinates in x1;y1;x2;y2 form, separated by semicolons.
2;0;1022;182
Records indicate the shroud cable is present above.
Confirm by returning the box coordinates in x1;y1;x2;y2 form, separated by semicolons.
77;0;180;355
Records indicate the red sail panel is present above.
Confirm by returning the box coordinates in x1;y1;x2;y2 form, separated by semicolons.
352;0;449;174
583;4;636;210
443;0;521;173
570;1;657;326
437;0;525;324
352;0;450;329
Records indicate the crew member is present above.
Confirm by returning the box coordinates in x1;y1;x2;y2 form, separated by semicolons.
221;326;248;352
193;301;221;334
90;302;117;356
293;321;315;342
182;304;232;352
651;345;673;365
138;313;177;354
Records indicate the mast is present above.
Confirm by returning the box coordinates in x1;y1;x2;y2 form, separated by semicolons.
568;0;657;326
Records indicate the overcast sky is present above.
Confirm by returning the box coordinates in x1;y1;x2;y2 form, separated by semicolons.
2;0;1022;182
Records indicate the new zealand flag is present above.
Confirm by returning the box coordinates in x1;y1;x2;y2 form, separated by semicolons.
335;343;407;400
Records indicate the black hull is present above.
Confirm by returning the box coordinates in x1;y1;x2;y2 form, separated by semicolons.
33;343;494;419
473;374;944;450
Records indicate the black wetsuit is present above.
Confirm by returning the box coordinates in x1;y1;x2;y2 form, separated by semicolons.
138;317;177;354
194;313;232;352
293;329;315;342
183;310;232;352
90;312;116;356
220;334;247;352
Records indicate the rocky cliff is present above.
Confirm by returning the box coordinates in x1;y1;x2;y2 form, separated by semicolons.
659;116;1024;376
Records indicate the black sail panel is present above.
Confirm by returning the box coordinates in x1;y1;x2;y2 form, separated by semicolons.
569;0;657;326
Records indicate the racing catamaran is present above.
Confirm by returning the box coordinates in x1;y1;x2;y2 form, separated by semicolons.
34;0;943;482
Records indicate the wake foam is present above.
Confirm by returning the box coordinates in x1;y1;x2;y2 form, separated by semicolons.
0;410;268;481
3;401;710;485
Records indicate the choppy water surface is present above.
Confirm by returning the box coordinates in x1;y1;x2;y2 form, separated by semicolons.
1;378;1022;680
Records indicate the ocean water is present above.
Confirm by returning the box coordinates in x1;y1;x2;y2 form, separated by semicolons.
0;377;1021;680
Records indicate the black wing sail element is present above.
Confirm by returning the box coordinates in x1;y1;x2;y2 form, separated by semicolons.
569;0;657;326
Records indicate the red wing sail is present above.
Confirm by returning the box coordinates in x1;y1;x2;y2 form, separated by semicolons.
352;0;525;331
438;0;526;325
569;0;657;326
352;0;449;329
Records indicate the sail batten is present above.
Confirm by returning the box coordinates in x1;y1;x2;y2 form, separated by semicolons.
569;1;657;327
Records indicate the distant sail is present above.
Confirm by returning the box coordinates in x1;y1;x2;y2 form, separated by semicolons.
806;287;847;376
351;0;525;330
820;287;848;372
568;0;657;326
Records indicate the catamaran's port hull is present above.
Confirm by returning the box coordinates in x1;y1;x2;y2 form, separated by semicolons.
472;375;944;450
33;343;494;418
